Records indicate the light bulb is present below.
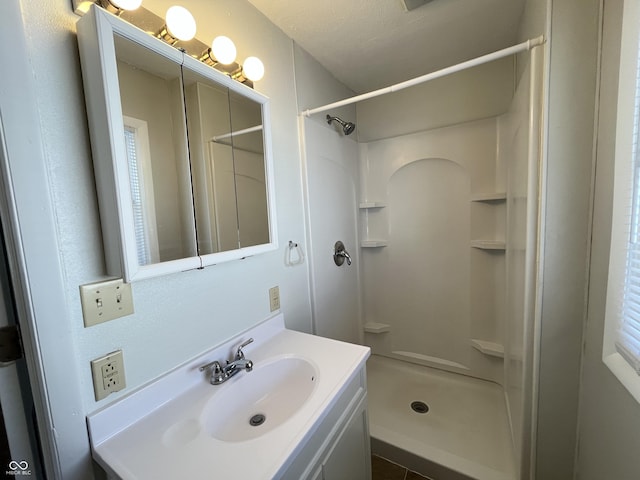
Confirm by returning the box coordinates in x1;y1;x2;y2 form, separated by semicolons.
165;6;196;42
242;56;264;82
212;36;237;65
109;0;142;10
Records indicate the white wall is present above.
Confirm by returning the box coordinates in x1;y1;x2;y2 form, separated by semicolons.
2;0;339;477
533;0;601;477
293;43;363;341
0;2;85;476
576;0;640;478
356;57;515;142
302;118;361;343
293;43;356;131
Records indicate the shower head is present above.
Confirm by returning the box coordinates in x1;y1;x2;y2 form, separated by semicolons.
326;114;356;136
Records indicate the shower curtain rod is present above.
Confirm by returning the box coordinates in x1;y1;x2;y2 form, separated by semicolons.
210;125;263;142
301;35;545;117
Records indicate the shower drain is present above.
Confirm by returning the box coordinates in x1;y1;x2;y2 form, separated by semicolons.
249;414;266;426
410;401;429;414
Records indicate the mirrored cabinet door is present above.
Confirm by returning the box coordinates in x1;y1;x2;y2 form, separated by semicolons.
114;34;198;265
182;68;238;256
77;5;277;281
228;90;270;249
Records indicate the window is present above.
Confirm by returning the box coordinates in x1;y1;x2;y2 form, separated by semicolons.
122;116;160;265
603;0;640;402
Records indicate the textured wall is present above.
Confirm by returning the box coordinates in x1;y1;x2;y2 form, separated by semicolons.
576;1;640;478
534;0;600;478
7;0;338;477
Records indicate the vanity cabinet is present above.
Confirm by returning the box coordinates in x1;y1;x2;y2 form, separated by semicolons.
87;314;371;480
280;368;371;480
319;399;370;479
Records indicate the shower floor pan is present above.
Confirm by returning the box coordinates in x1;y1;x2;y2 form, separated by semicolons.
367;355;516;480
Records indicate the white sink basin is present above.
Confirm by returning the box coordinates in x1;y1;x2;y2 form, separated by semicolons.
201;355;318;442
87;313;370;480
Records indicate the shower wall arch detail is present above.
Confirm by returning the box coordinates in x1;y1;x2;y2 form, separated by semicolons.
375;158;472;371
360;118;506;382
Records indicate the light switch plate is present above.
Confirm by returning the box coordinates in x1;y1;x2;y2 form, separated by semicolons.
269;286;280;312
91;350;126;401
80;278;134;327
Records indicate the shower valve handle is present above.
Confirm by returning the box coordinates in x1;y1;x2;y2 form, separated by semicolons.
333;241;352;266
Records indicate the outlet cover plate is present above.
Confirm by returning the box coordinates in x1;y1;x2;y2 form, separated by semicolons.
91;350;126;401
80;278;134;327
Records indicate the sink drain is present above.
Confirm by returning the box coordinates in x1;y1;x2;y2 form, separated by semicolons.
410;401;429;414
249;413;266;426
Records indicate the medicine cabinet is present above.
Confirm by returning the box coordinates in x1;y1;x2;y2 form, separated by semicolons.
77;5;277;282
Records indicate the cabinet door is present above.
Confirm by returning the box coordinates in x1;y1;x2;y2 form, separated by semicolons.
321;407;370;480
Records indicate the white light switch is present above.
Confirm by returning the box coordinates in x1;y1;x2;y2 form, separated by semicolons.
80;278;134;327
269;286;280;312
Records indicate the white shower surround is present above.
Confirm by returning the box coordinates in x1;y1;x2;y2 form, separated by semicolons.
301;45;543;479
360;117;504;383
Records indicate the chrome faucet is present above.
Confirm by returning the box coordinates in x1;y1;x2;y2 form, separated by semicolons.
199;338;254;385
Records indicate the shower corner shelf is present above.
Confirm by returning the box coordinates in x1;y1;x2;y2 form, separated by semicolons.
471;192;506;202
363;322;391;334
470;339;504;358
470;240;506;251
359;201;386;209
361;240;388;248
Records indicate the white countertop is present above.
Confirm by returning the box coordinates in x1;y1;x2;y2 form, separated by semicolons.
87;313;370;479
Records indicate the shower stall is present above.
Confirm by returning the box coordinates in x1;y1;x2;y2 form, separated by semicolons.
300;37;545;480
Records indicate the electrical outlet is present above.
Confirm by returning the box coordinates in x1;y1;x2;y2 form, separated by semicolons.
80;278;134;327
91;350;126;401
269;286;280;312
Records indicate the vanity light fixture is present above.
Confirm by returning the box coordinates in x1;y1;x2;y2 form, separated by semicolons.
98;0;142;14
212;36;237;65
200;36;237;68
240;56;265;82
157;5;196;44
82;0;265;85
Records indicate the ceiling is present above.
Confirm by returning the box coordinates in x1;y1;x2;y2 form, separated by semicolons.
246;0;526;93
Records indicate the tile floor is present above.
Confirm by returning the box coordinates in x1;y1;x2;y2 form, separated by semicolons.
372;455;432;480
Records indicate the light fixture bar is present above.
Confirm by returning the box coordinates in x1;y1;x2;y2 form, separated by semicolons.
199;49;219;67
156;26;178;45
75;1;263;86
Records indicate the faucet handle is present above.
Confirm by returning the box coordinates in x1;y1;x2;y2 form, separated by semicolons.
199;360;226;384
235;338;254;360
198;360;223;372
